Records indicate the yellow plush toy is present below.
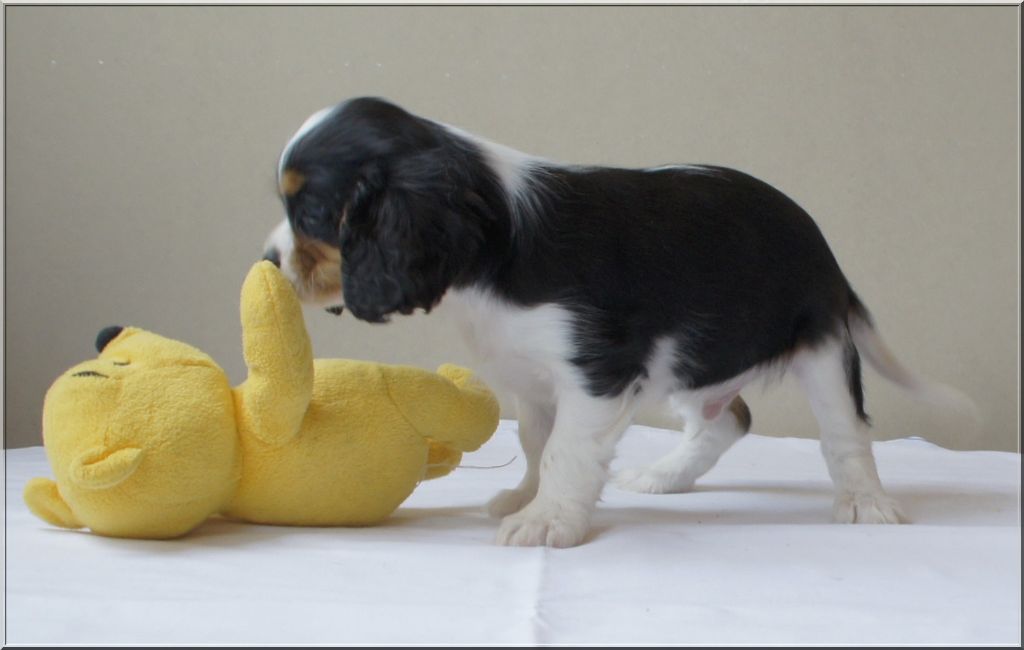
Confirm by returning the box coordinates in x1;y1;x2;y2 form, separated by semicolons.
23;261;499;539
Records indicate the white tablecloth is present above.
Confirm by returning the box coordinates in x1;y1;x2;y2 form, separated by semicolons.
4;421;1019;645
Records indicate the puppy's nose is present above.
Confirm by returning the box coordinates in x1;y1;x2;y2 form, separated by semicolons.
96;326;124;352
263;248;281;268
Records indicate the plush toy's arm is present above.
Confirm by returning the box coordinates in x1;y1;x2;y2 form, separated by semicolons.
69;446;145;489
236;261;314;446
24;478;83;529
383;364;500;453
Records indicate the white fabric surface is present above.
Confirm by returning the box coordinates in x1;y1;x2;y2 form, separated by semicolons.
4;420;1020;645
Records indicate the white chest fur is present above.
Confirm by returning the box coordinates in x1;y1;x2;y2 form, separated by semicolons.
441;289;580;407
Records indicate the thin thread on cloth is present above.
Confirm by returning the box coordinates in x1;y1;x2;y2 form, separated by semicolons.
457;455;518;470
424;455;518;471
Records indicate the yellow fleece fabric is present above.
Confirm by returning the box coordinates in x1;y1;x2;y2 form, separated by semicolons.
23;261;499;539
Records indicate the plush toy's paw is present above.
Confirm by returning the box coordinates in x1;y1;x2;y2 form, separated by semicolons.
436;363;477;388
832;491;907;524
241;260;306;334
70;446;145;489
496;500;591;548
24;478;82;529
423;441;463;480
247;259;293;293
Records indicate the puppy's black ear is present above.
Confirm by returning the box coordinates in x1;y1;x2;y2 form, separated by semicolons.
340;158;484;323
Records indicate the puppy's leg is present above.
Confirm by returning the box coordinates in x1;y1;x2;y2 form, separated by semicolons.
795;336;905;524
615;396;750;493
487;399;555;517
496;389;637;547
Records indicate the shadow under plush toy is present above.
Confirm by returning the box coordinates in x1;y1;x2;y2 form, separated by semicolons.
23;261;500;539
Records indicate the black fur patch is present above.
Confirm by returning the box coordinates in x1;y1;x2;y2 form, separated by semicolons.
279;97;866;408
843;330;871;424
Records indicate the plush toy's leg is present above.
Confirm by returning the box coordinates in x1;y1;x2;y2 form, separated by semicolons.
24;478;83;529
237;261;314;445
382;363;500;452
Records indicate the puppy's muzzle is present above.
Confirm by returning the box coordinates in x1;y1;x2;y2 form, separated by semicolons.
260;246;343;316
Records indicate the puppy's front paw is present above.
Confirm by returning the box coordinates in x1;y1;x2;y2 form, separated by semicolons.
613;467;695;494
832;491;906;524
486;487;536;518
496;501;590;548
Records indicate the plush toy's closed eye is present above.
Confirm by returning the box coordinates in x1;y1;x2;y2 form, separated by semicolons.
69;446;145;489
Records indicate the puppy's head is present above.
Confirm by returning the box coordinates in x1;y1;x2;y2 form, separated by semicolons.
263;97;494;322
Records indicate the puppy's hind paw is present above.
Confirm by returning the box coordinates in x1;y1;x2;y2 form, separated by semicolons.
613;467;695;494
832;491;907;524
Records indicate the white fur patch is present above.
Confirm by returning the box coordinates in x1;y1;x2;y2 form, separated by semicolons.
264;219;297;284
442;287;579;405
435;122;553;236
278;105;338;179
644;163;723;177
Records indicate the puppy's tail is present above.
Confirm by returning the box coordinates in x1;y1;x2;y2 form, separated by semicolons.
847;293;980;423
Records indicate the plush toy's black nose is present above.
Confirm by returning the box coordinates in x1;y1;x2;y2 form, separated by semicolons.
95;326;124;352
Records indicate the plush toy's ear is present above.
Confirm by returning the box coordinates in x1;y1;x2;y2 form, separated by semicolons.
68;446;145;490
339;158;486;323
24;478;83;529
95;325;125;352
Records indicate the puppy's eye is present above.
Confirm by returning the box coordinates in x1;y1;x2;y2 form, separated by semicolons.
302;200;328;221
112;360;130;366
296;200;340;241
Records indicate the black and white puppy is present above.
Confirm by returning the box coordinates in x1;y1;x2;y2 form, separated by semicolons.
264;97;973;547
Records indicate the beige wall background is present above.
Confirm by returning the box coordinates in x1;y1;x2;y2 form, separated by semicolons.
4;6;1018;451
